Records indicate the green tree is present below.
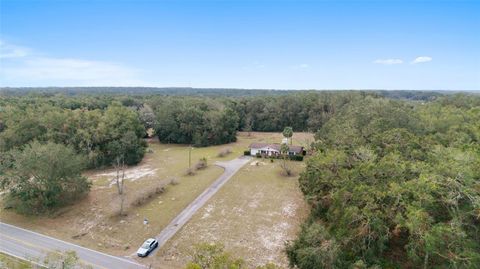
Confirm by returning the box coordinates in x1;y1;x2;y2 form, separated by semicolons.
288;96;480;268
0;141;90;214
282;126;293;145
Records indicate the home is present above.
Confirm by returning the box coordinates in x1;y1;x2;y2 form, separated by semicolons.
249;142;304;156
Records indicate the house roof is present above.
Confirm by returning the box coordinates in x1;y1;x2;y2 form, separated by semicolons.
249;143;303;153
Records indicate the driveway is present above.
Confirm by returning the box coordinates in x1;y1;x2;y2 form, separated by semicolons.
0;222;145;269
148;156;251;254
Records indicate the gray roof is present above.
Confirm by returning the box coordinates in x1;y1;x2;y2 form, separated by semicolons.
249;143;303;153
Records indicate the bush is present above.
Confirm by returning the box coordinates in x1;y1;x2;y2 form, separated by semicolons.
289;155;304;161
256;153;262;158
169;177;180;185
195;157;208;170
217;148;232;157
243;150;251;156
130;182;166;207
187;243;245;269
185;168;196;176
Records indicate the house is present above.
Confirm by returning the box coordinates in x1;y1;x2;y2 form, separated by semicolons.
249;142;304;156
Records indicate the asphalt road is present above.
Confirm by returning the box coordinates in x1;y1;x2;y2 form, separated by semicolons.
0;222;145;269
149;156;251;254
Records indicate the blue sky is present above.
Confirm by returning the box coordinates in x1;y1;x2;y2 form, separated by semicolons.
0;0;479;90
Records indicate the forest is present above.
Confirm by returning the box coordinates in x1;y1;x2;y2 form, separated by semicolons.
287;94;480;268
0;89;479;267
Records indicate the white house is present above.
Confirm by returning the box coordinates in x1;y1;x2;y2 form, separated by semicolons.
249;143;304;156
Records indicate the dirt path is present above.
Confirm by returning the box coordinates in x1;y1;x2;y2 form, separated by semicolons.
143;156;251;256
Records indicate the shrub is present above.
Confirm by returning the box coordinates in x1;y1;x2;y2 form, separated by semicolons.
243;150;251;156
256;153;262;158
185;168;196;176
187;243;245;269
169;177;180;185
195;157;208;170
289;155;304;161
130;182;166;207
217;148;232;157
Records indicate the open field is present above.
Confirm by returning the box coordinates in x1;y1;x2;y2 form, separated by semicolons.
0;140;226;256
0;132;312;267
153;157;310;268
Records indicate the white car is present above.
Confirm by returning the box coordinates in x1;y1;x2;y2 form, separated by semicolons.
136;238;159;257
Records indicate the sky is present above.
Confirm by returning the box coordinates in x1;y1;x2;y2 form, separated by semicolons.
0;0;479;90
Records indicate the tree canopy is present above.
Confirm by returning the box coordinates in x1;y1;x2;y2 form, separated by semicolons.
0;141;91;214
287;95;480;268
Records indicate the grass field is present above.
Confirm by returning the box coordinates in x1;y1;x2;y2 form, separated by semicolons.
0;140;226;256
0;132;312;267
153;154;310;268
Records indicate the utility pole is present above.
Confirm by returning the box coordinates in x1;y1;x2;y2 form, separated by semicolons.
189;146;192;169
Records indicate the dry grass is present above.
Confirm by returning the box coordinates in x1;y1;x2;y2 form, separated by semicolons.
153;158;310;268
0;132;313;267
0;253;34;269
0;139;225;256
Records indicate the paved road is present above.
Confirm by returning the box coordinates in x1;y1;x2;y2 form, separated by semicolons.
149;156;251;254
0;222;145;269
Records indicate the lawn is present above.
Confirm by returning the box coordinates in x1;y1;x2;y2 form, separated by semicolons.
153;155;310;268
0;132;312;267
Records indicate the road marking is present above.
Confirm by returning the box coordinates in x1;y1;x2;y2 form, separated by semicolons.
0;222;144;268
0;233;107;269
1;233;51;252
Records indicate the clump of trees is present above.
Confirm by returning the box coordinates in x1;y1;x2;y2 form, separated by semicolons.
153;98;239;146
0;141;90;214
0;101;147;168
287;96;480;268
0;98;147;214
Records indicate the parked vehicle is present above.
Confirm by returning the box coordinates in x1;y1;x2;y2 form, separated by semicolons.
136;238;159;257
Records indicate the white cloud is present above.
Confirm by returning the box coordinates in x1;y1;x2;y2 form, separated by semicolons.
0;41;145;86
373;58;403;65
412;56;432;64
0;40;30;59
